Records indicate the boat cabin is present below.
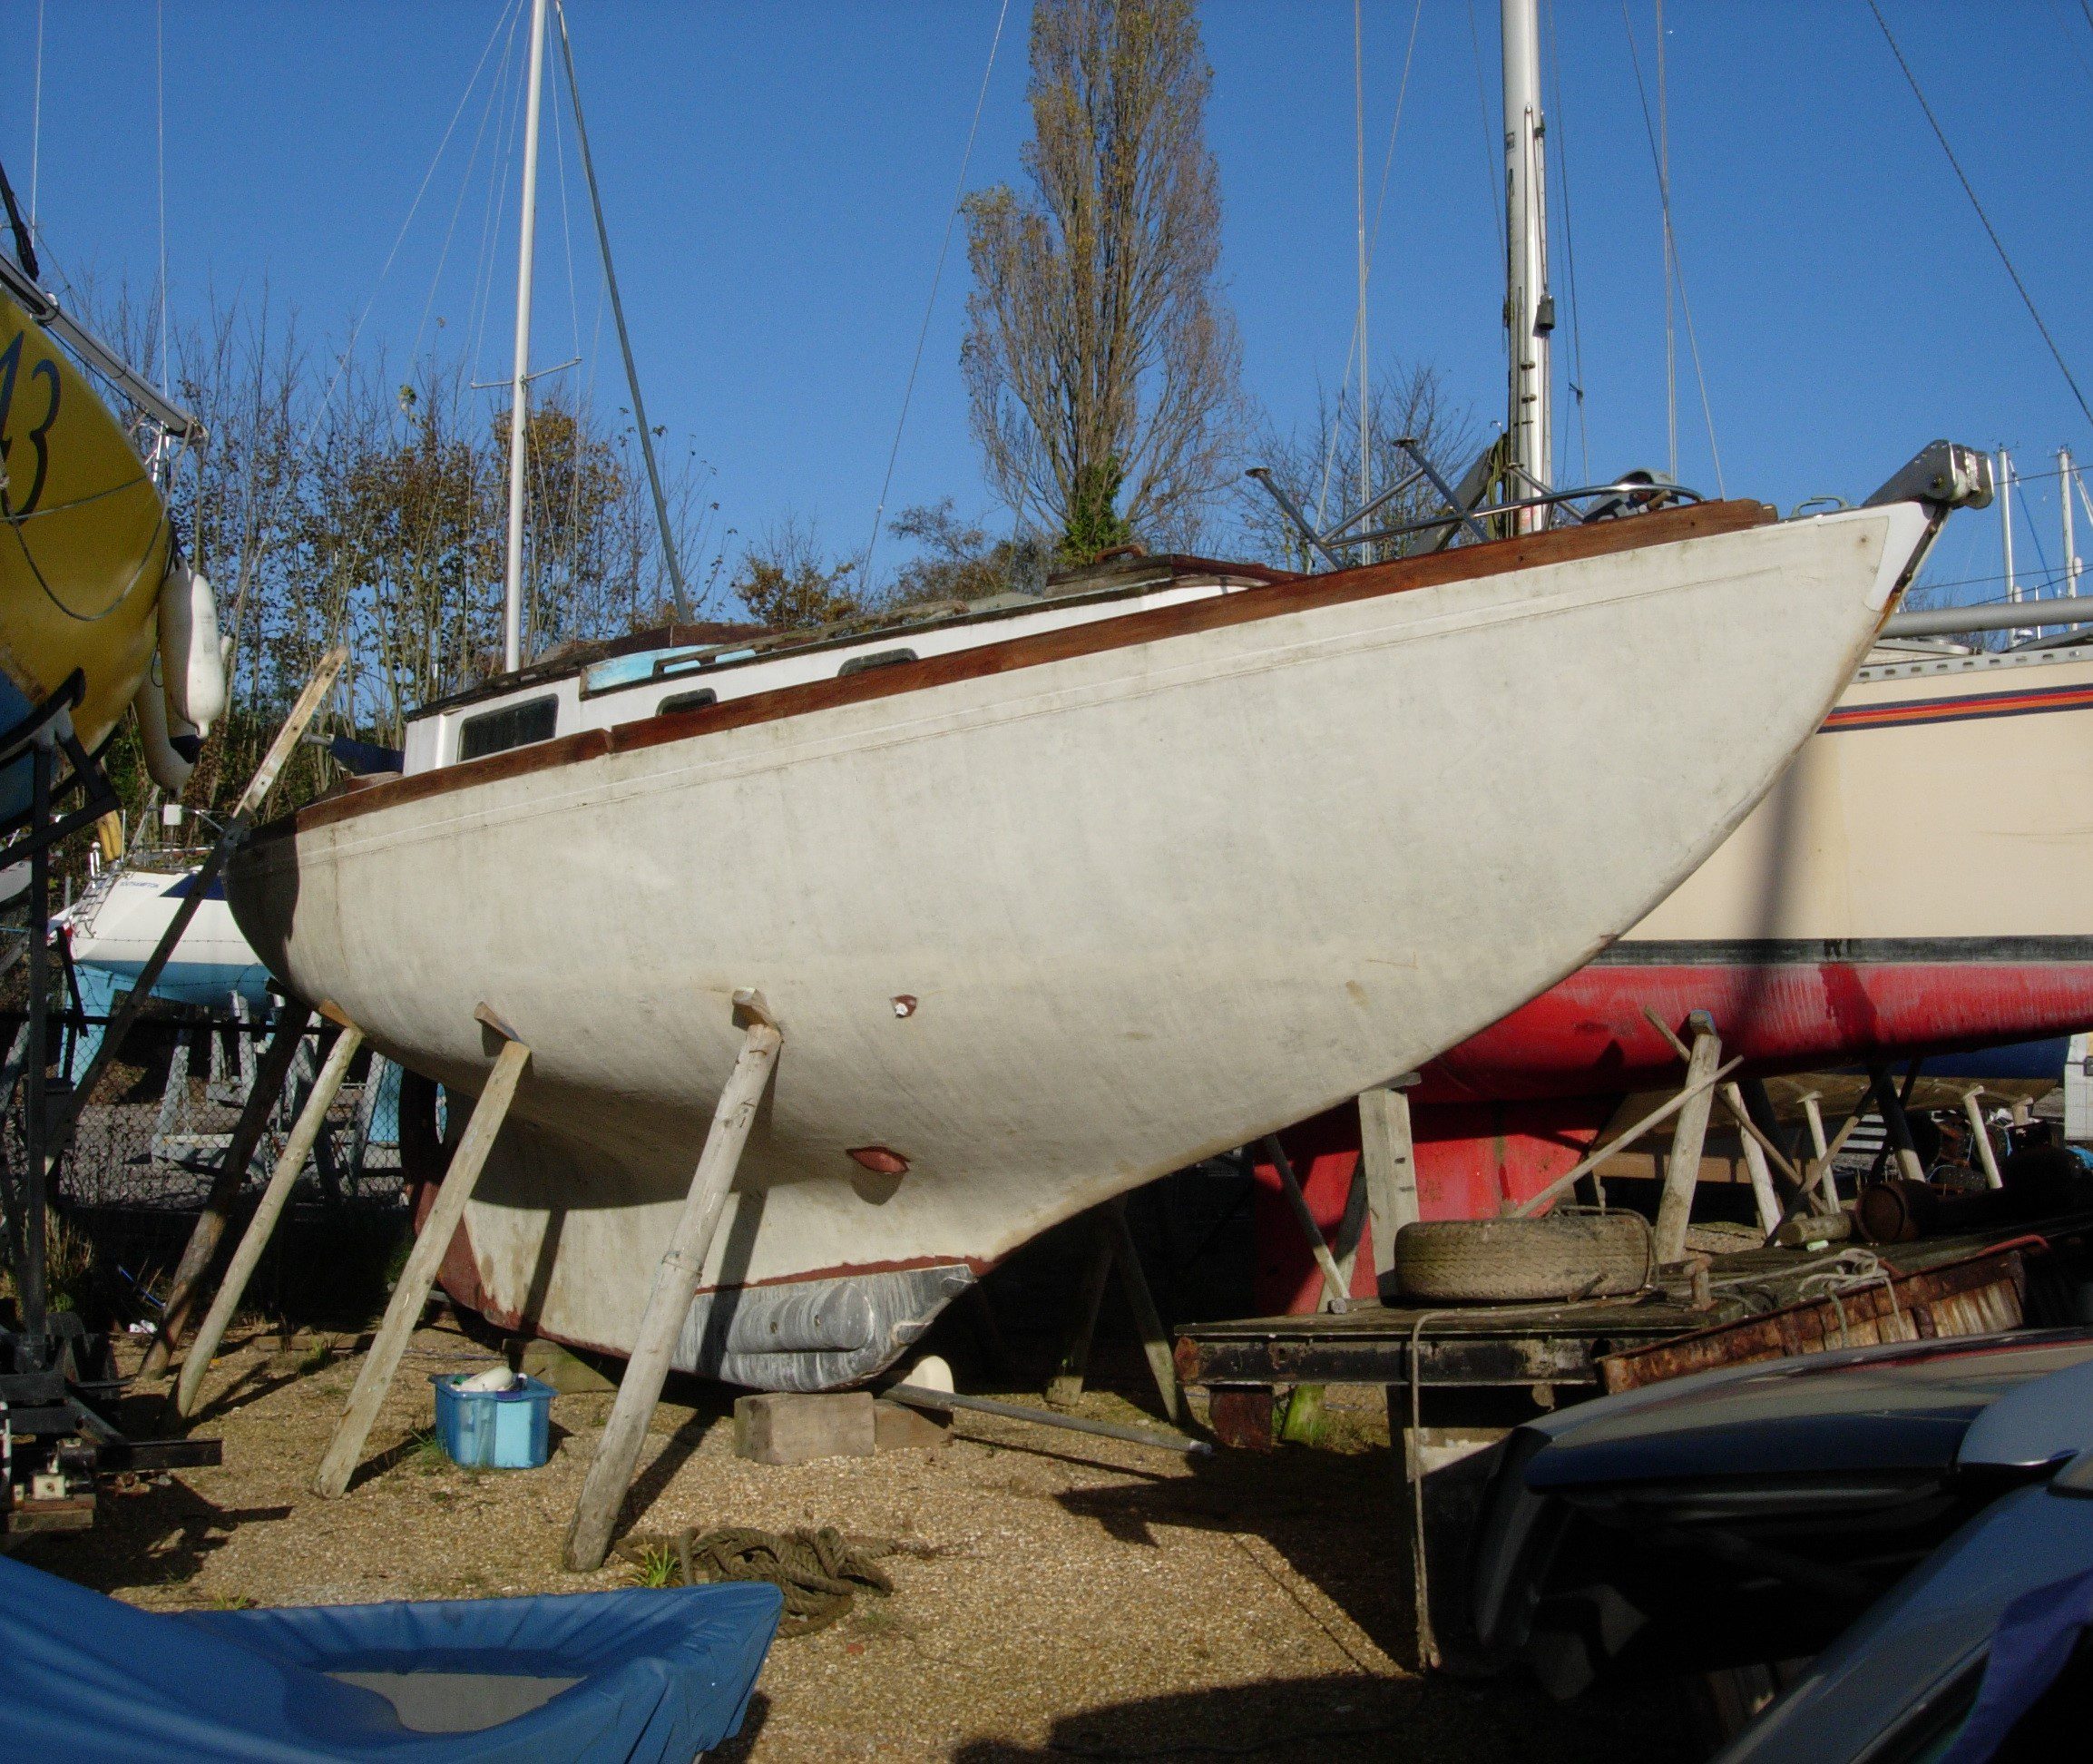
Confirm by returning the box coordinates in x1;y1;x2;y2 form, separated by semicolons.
396;553;1290;778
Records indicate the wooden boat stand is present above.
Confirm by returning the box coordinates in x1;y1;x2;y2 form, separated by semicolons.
313;1004;532;1499
1044;1194;1183;1425
563;990;783;1570
171;1018;365;1418
127;647;348;1379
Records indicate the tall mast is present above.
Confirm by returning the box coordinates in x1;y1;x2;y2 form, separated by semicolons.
1355;0;1370;545
503;0;552;675
1501;0;1551;531
2000;447;2017;609
2063;446;2079;602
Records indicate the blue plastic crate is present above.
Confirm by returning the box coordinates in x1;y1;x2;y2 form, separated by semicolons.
428;1373;553;1469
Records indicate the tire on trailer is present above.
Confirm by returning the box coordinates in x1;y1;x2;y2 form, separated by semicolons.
1393;1212;1655;1303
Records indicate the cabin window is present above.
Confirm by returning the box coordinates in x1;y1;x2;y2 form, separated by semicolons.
658;688;718;715
456;696;559;762
838;647;918;677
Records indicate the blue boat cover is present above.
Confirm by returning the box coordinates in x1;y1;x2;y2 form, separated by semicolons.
1938;1561;2093;1764
0;1553;780;1760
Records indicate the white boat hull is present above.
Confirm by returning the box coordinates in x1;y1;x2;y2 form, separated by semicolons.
228;502;1932;1386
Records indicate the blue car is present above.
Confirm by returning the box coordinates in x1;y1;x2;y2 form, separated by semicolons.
1468;1329;2093;1759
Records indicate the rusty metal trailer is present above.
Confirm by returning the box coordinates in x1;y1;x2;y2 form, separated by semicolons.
1170;1225;2084;1667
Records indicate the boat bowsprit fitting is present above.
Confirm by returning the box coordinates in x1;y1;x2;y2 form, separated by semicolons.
1863;439;1997;514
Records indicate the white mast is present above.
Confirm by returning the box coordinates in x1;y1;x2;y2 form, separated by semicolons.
1355;0;1370;545
1501;0;1551;532
2062;446;2080;601
503;0;552;675
2000;447;2017;609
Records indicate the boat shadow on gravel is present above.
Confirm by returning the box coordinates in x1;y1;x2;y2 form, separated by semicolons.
1021;1411;1692;1761
945;1671;1690;1763
14;1478;294;1601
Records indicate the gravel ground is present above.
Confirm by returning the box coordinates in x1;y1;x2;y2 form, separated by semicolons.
24;1322;1693;1761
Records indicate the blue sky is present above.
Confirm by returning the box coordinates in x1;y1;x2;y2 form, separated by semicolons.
8;1;2092;612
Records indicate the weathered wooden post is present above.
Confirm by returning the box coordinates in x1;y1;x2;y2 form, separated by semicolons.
1962;1088;2004;1190
173;1023;366;1418
1045;1215;1117;1408
1654;1013;1721;1265
1106;1197;1182;1425
140;1004;314;1378
314;1005;530;1499
563;990;782;1572
1263;1134;1354;1312
1726;1088;1783;1236
1358;1081;1420;1299
1870;1062;1931;1187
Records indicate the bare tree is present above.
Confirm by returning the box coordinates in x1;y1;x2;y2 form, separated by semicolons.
731;515;865;631
1240;364;1482;573
963;0;1243;563
886;500;1048;604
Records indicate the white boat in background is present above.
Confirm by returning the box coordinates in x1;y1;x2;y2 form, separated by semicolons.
60;861;273;1014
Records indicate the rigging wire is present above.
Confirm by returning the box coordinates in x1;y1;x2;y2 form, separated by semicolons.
1355;0;1369;526
1543;0;1590;484
465;19;533;400
1619;3;1724;494
553;0;691;617
1656;0;1673;476
546;44;584;650
30;0;44;234
319;0;520;423
410;5;518;368
154;0;169;403
859;0;1012;590
2052;0;2093;90
1466;0;1507;286
1866;0;2093;430
1315;0;1426;529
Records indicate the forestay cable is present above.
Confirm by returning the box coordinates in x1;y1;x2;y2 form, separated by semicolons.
1867;0;2093;430
860;0;1012;590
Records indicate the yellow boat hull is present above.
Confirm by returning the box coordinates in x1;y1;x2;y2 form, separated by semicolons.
0;288;169;816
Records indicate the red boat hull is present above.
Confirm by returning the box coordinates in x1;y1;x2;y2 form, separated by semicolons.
1250;946;2093;1315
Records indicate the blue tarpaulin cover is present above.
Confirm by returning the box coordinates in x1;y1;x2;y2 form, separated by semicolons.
1938;1561;2093;1764
0;1553;779;1760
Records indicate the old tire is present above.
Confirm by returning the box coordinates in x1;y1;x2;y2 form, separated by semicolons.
1394;1213;1654;1303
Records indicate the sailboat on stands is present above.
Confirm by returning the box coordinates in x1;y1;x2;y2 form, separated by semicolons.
228;0;1986;1389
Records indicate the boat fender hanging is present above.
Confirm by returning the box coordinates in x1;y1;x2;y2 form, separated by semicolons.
132;663;197;794
156;562;227;734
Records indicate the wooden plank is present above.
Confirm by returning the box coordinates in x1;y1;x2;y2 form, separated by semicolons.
139;1005;314;1379
314;1024;531;1499
1963;1089;2005;1190
1046;1213;1117;1407
1263;1134;1354;1312
1106;1196;1183;1425
1655;1022;1723;1264
173;1026;364;1419
1721;1083;1784;1236
1358;1085;1419;1295
1512;1054;1742;1219
562;994;782;1570
1597;1248;2029;1392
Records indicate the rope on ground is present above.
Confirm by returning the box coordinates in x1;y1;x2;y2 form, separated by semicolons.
615;1524;895;1636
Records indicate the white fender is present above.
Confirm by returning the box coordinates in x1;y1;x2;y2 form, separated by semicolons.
133;662;197;794
157;563;227;734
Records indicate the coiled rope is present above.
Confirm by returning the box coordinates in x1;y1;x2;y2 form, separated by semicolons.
615;1525;895;1637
